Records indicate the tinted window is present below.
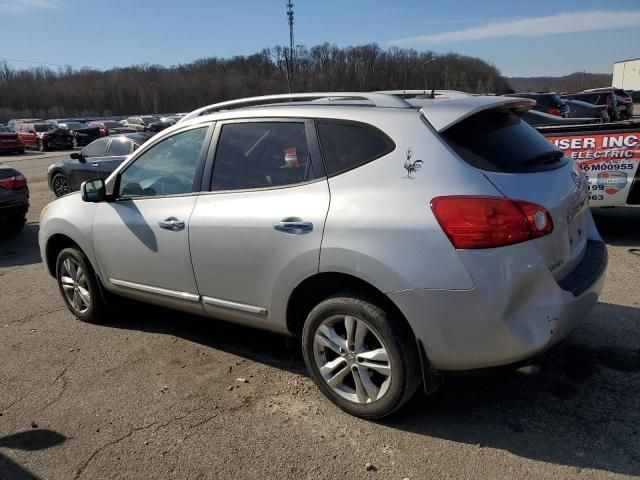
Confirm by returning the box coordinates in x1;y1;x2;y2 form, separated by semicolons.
0;126;9;132
119;127;207;198
107;138;132;156
82;138;109;158
317;122;394;175
441;108;567;173
212;122;311;191
34;124;53;132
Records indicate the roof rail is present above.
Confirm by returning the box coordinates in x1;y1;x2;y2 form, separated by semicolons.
179;92;412;123
377;89;472;99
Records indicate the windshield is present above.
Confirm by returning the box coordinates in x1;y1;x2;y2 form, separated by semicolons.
65;122;85;129
103;121;120;128
0;126;10;132
141;117;159;125
35;124;56;132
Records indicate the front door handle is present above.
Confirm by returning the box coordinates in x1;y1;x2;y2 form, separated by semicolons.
274;218;313;234
159;217;185;232
92;162;99;167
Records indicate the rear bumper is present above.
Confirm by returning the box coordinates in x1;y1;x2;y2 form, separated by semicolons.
389;239;607;371
0;143;23;152
0;199;29;221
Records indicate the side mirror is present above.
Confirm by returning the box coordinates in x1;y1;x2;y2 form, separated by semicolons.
70;152;81;160
81;179;106;203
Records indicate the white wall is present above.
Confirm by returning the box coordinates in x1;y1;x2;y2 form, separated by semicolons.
613;59;640;90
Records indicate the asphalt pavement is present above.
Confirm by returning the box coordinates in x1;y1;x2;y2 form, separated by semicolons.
1;150;639;479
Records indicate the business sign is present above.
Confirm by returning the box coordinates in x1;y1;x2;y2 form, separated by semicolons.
545;131;640;207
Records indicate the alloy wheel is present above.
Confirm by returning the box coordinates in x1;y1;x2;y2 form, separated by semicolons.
53;175;69;197
313;314;391;404
59;257;91;314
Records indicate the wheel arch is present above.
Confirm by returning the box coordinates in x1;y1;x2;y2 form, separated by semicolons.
45;233;81;277
286;271;414;338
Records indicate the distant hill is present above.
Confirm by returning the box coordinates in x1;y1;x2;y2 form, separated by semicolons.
507;72;612;94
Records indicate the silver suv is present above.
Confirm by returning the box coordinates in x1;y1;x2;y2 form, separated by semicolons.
39;92;607;418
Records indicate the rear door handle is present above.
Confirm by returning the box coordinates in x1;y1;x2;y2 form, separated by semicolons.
274;219;313;234
158;217;185;232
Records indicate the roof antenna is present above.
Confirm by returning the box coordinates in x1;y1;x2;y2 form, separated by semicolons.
430;88;436;99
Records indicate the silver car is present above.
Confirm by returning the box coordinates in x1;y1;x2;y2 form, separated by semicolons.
39;92;607;418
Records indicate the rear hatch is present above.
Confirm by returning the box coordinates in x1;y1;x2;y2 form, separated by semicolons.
435;104;590;280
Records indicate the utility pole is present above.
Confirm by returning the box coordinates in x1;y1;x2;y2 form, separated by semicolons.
286;1;294;89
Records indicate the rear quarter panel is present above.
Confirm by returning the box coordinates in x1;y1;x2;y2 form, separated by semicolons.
320;110;503;292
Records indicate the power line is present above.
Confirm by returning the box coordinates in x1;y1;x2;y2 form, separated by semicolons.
0;57;103;71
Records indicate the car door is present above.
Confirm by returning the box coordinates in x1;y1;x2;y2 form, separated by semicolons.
19;124;36;147
93;124;212;313
95;137;134;181
73;138;110;187
189;119;329;330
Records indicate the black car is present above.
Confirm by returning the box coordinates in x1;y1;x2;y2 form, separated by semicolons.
562;91;623;121
521;109;601;127
59;121;102;147
0;164;29;234
505;92;570;117
47;133;152;197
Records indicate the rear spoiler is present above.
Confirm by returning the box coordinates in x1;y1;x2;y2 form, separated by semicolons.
410;96;536;132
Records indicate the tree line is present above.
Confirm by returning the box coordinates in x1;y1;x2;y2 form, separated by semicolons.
0;43;510;122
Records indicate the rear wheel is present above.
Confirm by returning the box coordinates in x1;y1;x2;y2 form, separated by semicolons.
56;247;106;323
52;173;70;197
302;295;421;418
72;137;78;148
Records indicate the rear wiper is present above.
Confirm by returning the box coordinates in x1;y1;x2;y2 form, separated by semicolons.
524;150;564;164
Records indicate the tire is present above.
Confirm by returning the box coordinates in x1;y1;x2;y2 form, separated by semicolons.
56;247;106;323
51;172;70;197
302;295;421;418
37;140;46;152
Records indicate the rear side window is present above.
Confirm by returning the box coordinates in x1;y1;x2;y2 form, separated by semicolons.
441;108;567;173
317;121;394;175
212;122;312;191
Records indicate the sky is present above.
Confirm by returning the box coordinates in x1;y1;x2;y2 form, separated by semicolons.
1;0;639;77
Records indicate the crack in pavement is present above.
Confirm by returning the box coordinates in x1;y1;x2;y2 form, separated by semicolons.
3;306;67;326
73;407;207;479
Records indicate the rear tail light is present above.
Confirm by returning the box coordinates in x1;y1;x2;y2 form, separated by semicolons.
430;196;554;249
0;174;28;190
547;107;561;116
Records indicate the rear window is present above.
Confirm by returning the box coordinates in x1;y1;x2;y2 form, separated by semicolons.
317;121;394;175
441;108;568;173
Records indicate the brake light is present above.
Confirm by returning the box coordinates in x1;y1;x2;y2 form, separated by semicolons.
430;196;554;249
0;174;28;190
547;107;561;116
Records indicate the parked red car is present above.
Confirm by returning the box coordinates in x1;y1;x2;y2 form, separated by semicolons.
16;122;73;152
0;125;25;154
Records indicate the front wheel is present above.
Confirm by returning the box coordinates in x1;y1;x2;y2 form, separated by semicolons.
51;172;70;197
37;140;46;152
56;247;106;323
302;295;421;418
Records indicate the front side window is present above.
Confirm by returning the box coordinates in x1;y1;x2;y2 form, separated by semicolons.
317;121;394;175
119;127;207;198
82;138;109;158
212;122;311;191
107;138;132;157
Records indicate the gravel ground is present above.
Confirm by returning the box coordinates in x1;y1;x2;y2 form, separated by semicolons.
1;150;639;480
